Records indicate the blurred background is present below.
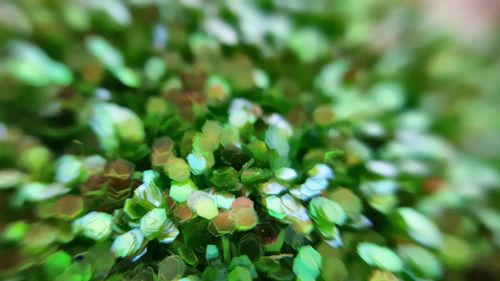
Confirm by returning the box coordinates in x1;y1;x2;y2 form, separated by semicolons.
0;0;499;280
1;0;499;168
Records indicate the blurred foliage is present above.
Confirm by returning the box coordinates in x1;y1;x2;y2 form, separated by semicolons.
0;0;499;281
